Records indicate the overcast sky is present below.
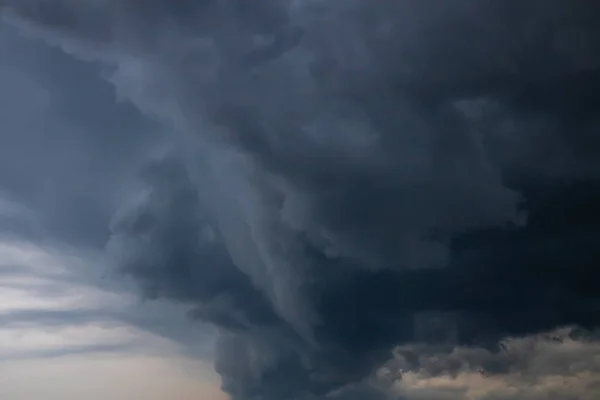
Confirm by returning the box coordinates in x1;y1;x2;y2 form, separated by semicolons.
0;2;599;400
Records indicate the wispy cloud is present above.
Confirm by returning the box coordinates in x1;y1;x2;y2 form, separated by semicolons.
0;233;225;399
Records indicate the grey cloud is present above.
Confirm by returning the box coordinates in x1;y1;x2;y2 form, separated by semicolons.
0;196;44;239
381;328;600;400
0;20;159;247
0;238;216;364
3;1;600;400
0;309;117;327
0;343;136;362
107;155;282;332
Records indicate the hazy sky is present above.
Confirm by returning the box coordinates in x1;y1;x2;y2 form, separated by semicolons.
1;2;600;400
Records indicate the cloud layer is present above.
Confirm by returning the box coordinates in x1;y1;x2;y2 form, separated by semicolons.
2;1;600;399
0;232;224;399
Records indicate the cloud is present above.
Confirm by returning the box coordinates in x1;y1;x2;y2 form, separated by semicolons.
381;328;600;400
0;236;164;355
2;1;600;399
0;20;161;247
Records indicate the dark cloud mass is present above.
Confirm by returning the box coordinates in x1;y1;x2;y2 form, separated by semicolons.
3;1;600;399
0;20;158;246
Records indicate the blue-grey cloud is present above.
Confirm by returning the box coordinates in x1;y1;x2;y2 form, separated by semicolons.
0;20;160;247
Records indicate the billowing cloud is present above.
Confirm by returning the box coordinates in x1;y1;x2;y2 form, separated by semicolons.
2;1;600;399
378;327;600;400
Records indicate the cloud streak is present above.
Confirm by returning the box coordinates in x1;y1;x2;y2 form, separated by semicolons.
0;231;223;398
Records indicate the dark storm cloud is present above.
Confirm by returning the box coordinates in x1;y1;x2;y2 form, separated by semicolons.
3;1;600;399
0;20;159;246
107;155;281;332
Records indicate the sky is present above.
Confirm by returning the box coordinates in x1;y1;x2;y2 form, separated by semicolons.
0;1;599;400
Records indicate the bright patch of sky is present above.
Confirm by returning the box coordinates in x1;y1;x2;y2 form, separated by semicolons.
0;235;226;400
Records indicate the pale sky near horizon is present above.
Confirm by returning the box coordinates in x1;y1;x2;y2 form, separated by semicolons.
0;236;227;400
